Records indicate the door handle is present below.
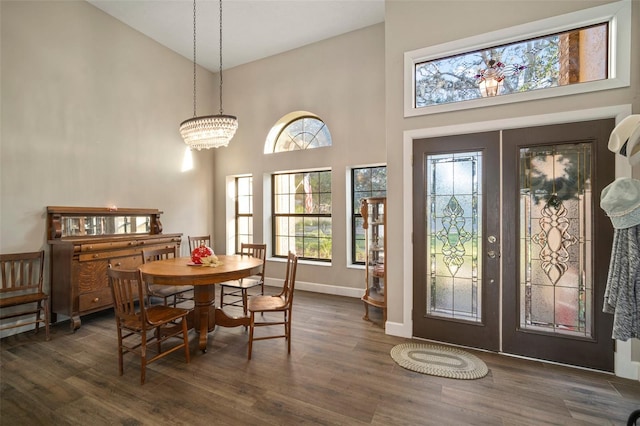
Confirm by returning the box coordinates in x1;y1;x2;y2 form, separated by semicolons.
487;250;498;259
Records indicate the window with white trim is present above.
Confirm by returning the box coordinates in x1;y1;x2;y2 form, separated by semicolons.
272;170;332;261
235;176;253;253
351;166;387;264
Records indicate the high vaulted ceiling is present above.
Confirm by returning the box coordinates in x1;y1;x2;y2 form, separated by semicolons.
88;0;385;72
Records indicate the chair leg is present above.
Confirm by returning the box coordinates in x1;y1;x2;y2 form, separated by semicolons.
287;311;292;354
248;311;255;360
35;302;41;335
181;318;190;364
44;302;51;341
242;289;248;317
116;326;124;376
219;287;225;308
141;331;147;385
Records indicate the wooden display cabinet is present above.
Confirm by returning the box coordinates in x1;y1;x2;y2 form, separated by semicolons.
360;197;386;326
47;206;182;330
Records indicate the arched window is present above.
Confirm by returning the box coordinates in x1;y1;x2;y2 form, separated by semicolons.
265;111;332;153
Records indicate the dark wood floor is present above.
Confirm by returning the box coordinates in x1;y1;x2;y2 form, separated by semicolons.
1;288;639;425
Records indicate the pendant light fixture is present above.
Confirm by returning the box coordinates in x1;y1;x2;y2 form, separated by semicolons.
180;0;238;150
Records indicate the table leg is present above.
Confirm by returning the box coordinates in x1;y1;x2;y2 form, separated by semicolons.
193;285;216;352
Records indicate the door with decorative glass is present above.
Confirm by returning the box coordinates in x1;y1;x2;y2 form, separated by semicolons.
413;120;615;371
502;120;614;371
413;132;501;351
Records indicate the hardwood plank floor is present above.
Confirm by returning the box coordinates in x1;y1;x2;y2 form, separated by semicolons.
1;288;639;425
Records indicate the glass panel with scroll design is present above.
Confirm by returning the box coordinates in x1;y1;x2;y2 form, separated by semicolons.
415;23;608;107
519;143;592;338
425;151;482;322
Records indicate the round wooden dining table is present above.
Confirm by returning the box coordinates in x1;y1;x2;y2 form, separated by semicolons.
138;255;262;353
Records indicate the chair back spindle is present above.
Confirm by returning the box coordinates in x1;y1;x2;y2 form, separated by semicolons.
188;235;211;252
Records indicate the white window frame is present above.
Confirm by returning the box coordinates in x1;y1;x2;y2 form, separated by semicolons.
225;174;252;255
403;0;631;117
271;168;333;262
347;164;387;267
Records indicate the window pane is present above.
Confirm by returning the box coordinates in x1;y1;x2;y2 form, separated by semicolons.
235;176;253;253
519;143;592;337
351;166;387;264
273;170;332;260
426;152;482;322
237;217;251;235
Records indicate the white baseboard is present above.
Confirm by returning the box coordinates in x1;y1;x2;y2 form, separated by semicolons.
265;277;413;339
264;277;364;299
385;321;412;338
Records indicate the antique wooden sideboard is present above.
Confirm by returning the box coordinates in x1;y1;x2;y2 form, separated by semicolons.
47;206;182;330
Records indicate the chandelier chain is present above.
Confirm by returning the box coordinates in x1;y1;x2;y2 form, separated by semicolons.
218;0;224;115
192;0;197;117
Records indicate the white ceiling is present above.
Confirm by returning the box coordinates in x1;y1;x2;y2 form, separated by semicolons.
88;0;385;72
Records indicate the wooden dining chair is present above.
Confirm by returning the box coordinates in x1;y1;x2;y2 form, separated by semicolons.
247;251;298;360
107;267;190;384
219;243;267;316
141;247;193;307
0;251;50;341
188;235;211;252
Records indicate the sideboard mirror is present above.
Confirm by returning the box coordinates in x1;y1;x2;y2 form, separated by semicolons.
47;207;163;240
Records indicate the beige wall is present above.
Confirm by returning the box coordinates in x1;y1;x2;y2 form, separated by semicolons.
1;0;217;264
212;23;386;292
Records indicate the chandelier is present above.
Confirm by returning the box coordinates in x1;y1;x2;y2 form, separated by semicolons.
180;0;238;150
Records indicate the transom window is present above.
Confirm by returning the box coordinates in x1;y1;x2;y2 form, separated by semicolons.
272;171;332;261
352;166;387;264
404;1;631;116
415;23;608;107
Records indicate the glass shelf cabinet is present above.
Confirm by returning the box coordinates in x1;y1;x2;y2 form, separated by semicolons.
360;197;387;326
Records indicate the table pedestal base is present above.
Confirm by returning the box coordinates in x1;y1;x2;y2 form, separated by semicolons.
192;285;250;352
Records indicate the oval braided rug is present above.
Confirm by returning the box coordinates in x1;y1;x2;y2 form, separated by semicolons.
390;343;488;380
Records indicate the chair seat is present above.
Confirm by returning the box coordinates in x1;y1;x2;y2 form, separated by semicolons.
146;305;192;325
220;278;262;290
122;306;191;331
148;284;193;298
247;295;286;312
0;292;48;308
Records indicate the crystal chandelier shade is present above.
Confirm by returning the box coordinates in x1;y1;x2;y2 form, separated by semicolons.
180;114;238;150
180;0;238;150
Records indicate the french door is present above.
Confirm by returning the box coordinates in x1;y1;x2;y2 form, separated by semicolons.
413;120;616;371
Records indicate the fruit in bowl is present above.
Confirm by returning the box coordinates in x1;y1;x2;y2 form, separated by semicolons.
191;244;219;266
